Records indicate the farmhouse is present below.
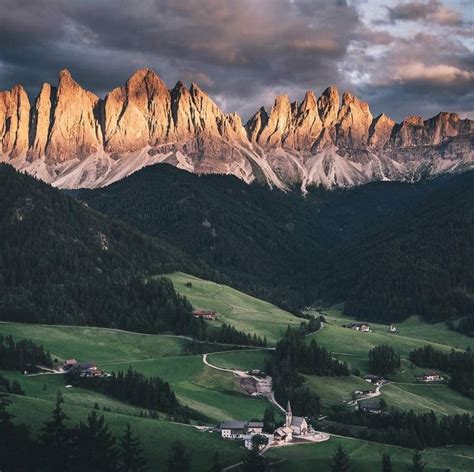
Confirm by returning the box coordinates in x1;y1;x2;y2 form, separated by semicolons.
192;309;218;320
349;323;370;332
218;420;264;438
389;325;397;332
417;371;442;382
363;375;384;386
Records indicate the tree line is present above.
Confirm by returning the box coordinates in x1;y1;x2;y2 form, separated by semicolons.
409;345;474;399
0;334;52;372
1;392;150;472
66;367;179;414
327;407;474;450
267;328;348;418
368;345;401;376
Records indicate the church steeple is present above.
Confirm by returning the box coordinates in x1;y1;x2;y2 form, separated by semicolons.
285;400;292;428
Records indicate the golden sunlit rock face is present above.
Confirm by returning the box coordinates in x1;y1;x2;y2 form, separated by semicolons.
0;68;472;190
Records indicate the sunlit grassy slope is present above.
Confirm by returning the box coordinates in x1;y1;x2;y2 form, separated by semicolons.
163;272;300;344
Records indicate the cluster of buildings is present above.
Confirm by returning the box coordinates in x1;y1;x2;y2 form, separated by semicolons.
363;375;385;386
348;323;371;332
416;371;443;382
62;359;106;378
273;402;310;444
217;402;316;449
192;310;218;320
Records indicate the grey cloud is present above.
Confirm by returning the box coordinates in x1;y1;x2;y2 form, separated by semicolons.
387;0;463;26
0;0;472;122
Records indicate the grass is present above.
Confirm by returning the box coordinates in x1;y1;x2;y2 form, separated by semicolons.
379;382;474;416
207;349;272;371
0;322;272;422
303;375;372;409
0;322;187;363
105;355;271;422
266;436;474;471
6;394;243;471
163;272;300;344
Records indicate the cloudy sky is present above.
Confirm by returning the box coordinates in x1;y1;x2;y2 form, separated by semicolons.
0;0;472;121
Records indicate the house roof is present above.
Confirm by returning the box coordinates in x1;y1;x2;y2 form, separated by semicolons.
291;416;306;427
247;422;264;428
274;426;293;436
219;421;246;430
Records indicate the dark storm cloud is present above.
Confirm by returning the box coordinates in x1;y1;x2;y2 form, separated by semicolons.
386;0;463;26
0;0;472;121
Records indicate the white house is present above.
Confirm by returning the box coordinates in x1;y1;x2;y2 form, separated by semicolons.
219;421;247;438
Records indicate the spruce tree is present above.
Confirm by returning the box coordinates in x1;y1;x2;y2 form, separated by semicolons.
167;440;192;472
208;451;222;472
73;410;117;472
241;445;268;472
382;452;392;472
407;451;427;472
263;406;275;432
331;444;354;472
40;391;70;472
118;424;148;472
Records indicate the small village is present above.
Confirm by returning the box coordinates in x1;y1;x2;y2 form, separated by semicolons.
217;400;330;452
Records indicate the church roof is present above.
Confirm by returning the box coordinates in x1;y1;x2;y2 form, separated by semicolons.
291;416;306;427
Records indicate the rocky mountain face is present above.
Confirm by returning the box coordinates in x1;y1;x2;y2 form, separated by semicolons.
1;68;472;190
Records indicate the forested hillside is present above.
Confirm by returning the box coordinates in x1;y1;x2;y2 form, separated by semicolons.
76;164;440;314
0;164;197;334
77;164;474;323
327;170;474;322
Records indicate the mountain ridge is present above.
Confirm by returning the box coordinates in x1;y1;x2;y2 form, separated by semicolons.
1;68;472;190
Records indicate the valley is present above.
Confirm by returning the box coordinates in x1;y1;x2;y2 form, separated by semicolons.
1;273;473;471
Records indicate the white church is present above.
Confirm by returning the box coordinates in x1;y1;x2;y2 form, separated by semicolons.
273;401;309;443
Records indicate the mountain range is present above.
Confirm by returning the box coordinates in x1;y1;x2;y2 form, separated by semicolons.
1;68;472;190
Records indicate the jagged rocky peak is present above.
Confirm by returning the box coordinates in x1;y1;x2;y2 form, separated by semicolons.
43;69;102;163
28;83;57;160
254;94;293;148
336;91;373;148
284;90;323;150
424;112;461;145
368;113;396;149
103;68;171;153
317;85;339;127
0;84;30;159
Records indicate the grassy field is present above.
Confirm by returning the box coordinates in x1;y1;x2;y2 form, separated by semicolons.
0;322;187;362
6;394;243;471
312;308;474;351
303;375;372;408
0;322;271;422
266;436;474;471
378;382;474;416
163;272;300;344
207;349;272;371
305;309;474;417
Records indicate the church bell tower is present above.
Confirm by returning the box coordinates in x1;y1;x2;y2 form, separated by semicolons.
285;400;292;428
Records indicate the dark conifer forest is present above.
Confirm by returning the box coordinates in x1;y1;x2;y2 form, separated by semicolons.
0;164;198;335
77;164;474;324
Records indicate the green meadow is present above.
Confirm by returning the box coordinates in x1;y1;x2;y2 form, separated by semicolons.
266;436;474;472
163;272;300;344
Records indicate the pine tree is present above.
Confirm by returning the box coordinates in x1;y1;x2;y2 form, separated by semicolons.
208;451;222;472
382;452;392;472
73;410;117;472
407;451;427;472
167;440;192;472
263;406;275;433
241;445;268;472
40;391;70;472
118;424;148;472
331;444;354;472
